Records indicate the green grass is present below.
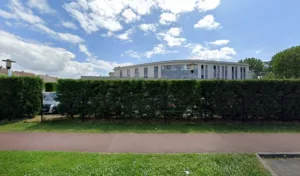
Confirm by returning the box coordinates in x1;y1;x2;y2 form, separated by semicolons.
0;151;270;176
0;120;300;133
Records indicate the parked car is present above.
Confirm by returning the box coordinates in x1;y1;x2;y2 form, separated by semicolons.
43;92;59;114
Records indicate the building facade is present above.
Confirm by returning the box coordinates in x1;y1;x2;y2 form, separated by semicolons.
111;60;251;80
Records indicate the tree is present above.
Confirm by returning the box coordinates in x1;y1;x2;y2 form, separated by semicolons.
271;46;300;78
238;58;265;79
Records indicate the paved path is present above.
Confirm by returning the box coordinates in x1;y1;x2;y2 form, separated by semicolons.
1;132;300;153
265;158;300;176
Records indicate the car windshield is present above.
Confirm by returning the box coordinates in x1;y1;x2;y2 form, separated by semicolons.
43;93;56;101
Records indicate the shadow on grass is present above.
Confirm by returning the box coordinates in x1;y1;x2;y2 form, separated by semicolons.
18;120;300;133
1;118;300;133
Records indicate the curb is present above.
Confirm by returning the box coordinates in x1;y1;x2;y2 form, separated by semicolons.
258;152;300;159
256;153;300;176
256;154;278;176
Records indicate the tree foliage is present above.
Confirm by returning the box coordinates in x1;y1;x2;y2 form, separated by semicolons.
271;46;300;78
238;58;265;79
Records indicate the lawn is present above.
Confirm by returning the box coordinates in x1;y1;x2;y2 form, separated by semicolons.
0;119;300;133
0;151;270;176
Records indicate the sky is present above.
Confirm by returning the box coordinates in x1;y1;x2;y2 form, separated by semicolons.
0;0;300;78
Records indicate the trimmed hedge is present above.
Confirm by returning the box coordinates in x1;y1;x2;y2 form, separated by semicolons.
44;83;57;92
56;79;300;122
0;77;43;121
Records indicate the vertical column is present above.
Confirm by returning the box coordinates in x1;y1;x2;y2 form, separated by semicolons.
197;64;201;79
207;64;213;79
158;65;162;78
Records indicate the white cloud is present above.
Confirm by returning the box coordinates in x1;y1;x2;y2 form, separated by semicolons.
190;44;237;60
100;31;114;37
34;23;56;35
191;44;204;53
0;29;74;72
139;23;156;32
63;0;221;34
145;44;178;58
58;33;84;44
255;49;263;54
63;0;125;33
0;1;83;45
27;0;55;14
124;50;142;59
116;28;134;41
167;27;182;36
101;28;134;41
5;21;13;27
62;21;78;30
194;15;220;30
196;0;221;12
122;8;140;23
0;10;16;19
0;29;131;78
210;40;230;46
126;0;156;15
79;44;93;58
155;0;220;14
6;0;44;24
155;0;196;14
159;13;177;25
157;27;186;47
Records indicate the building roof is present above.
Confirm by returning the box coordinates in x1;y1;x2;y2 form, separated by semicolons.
114;59;249;70
0;68;57;82
38;75;58;83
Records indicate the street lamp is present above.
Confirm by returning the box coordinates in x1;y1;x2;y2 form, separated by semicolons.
2;59;16;77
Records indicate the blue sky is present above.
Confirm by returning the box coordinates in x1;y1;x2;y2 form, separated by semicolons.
0;0;299;78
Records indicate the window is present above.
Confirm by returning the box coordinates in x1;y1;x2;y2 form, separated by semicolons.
240;67;243;79
201;65;204;79
221;66;224;79
243;67;246;79
232;67;234;80
144;67;148;78
213;65;216;78
217;65;220;79
161;64;198;79
235;67;238;80
205;65;208;79
120;70;123;77
127;69;130;77
135;68;139;77
154;66;158;78
225;66;228;79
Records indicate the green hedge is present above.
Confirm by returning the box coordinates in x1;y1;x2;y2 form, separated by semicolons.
56;79;300;122
44;83;57;92
0;77;43;121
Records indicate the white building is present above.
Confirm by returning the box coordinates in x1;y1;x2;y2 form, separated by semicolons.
110;60;250;80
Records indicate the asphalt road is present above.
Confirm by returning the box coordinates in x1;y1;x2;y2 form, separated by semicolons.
1;132;300;153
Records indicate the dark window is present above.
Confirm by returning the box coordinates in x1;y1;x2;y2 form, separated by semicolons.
154;66;158;78
120;70;123;77
144;67;148;78
213;65;216;78
201;65;204;79
205;65;208;79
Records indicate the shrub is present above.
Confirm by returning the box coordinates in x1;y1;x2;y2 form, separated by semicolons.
0;77;43;121
56;79;300;122
44;83;57;92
